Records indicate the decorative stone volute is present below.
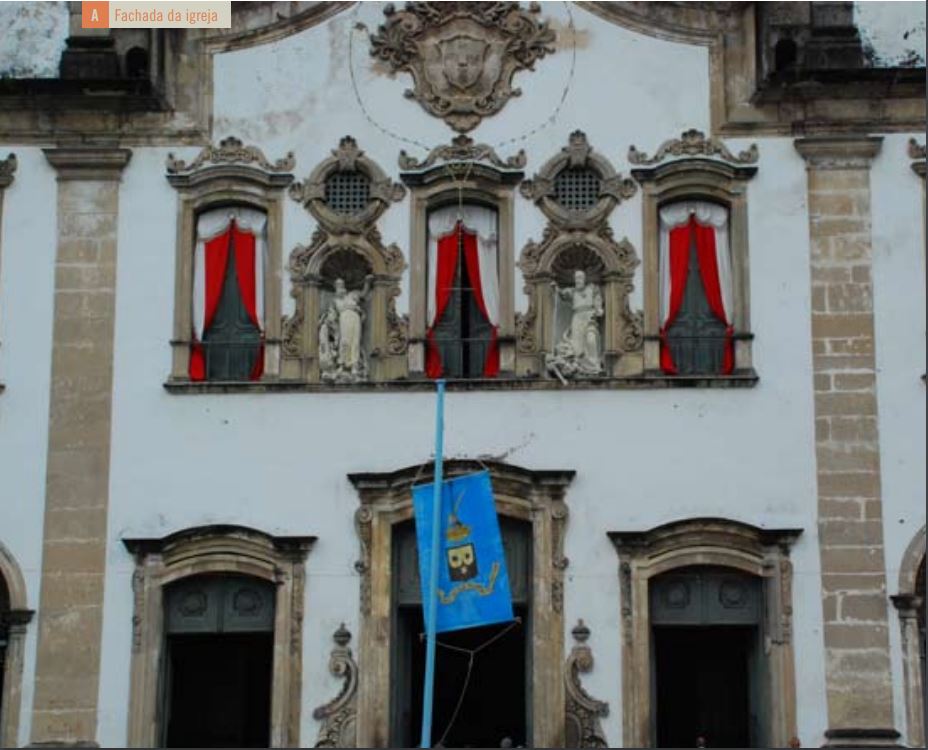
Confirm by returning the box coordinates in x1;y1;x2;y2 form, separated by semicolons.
628;128;759;166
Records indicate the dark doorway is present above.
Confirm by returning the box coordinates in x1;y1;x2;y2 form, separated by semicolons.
160;575;276;748
163;632;272;747
654;626;753;748
396;604;527;748
391;517;531;747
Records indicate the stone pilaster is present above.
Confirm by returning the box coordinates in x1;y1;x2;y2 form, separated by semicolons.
30;147;131;746
795;136;900;748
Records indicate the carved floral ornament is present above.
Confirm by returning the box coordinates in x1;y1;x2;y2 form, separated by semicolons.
312;623;359;748
369;2;556;133
628;128;759;166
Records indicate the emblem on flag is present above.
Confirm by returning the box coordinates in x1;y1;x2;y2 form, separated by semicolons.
412;470;514;633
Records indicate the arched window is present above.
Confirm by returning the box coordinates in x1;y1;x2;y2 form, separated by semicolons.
425;204;500;378
892;527;927;746
190;207;267;382
658;200;734;375
0;543;32;748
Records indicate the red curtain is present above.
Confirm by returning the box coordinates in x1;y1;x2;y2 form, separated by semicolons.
189;220;263;381
426;223;499;378
660;217;734;375
425;228;461;378
461;230;499;377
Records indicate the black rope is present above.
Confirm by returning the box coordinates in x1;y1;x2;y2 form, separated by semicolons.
417;617;524;747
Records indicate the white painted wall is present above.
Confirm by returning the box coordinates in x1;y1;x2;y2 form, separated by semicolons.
869;133;928;744
0;2;69;79
0;148;59;745
855;1;926;67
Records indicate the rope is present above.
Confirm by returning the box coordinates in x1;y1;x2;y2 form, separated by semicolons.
347;2;577;159
416;617;524;746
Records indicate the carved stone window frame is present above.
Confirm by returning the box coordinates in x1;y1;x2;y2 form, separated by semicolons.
630;137;758;377
348;459;573;748
608;518;801;748
890;525;926;747
400;138;525;377
283;137;408;382
518;131;642;379
0;154;15;394
165;137;295;382
0;541;33;749
122;525;314;748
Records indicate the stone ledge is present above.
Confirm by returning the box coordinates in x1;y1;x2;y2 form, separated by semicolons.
164;372;760;394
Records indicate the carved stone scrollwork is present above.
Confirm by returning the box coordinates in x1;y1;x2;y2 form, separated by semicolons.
166;135;295;174
289;136;405;235
370;2;556;133
908;138;926;161
399;134;527;171
628;128;759;166
313;623;359;748
281;138;408;383
564;620;609;748
0;153;17;188
354;506;373;616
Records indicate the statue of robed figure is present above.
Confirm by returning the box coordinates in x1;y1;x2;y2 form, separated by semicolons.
545;269;605;381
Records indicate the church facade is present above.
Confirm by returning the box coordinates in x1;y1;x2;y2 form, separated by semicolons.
0;2;925;747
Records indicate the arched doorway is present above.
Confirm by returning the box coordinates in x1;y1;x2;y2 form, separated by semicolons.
0;543;32;748
161;575;275;747
891;526;926;747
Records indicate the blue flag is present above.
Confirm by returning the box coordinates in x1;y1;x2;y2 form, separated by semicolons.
412;471;514;633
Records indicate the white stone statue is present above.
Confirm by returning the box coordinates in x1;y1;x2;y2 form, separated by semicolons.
319;275;373;383
545;269;605;380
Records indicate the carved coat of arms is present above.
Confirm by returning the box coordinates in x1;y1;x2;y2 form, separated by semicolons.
370;2;556;133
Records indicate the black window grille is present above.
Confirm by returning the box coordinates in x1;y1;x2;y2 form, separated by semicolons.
324;171;371;216
201;234;262;381
553;167;601;212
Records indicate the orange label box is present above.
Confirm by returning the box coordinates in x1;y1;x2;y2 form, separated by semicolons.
82;1;110;29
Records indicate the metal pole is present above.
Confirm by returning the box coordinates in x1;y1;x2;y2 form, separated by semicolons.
420;378;446;748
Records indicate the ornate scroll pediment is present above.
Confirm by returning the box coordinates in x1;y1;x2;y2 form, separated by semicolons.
565;620;609;748
166;136;295;174
370;2;556;133
628;128;758;166
399;134;526;171
0;153;16;188
908;138;926;161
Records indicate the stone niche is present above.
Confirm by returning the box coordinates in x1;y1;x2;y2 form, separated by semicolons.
282;137;408;383
517;131;643;379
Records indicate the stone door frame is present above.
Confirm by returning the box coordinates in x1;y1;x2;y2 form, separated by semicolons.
348;459;574;747
609;518;801;748
0;542;33;748
891;525;926;747
122;525;314;747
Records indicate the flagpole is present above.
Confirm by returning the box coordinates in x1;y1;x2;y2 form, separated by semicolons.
421;378;445;748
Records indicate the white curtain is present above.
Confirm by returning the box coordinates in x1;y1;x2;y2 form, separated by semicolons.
426;204;499;327
658;201;732;324
192;207;267;339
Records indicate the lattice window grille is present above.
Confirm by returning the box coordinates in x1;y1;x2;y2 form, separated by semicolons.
553;168;601;212
324;171;371;216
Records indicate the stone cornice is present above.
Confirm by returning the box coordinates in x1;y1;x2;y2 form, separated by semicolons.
794;136;883;169
43;147;132;180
